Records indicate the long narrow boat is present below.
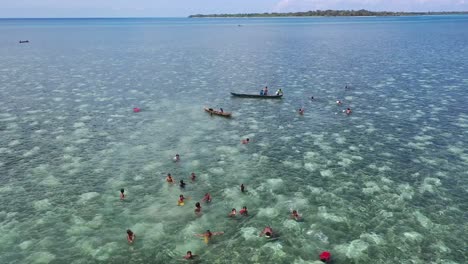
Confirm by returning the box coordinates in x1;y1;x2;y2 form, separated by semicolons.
204;108;232;117
230;92;283;99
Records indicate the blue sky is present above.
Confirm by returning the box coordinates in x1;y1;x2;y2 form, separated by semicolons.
1;0;467;18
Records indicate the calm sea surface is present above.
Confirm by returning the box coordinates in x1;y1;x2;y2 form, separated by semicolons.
0;16;467;264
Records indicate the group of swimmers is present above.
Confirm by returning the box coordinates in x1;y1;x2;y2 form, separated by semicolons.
297;85;353;116
122;132;333;262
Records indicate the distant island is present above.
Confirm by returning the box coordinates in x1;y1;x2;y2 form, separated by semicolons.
189;9;468;18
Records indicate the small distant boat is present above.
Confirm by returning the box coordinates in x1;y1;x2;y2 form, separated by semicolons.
230;92;283;99
19;40;29;43
204;108;232;117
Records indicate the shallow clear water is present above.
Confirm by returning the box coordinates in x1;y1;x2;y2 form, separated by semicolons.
1;16;467;264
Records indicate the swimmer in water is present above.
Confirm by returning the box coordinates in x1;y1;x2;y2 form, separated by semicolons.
195;230;224;244
174;154;180;162
228;208;237;217
239;206;248;216
178;194;186;206
346;108;352;115
259;226;273;238
319;251;331;263
202;193;212;203
180;180;186;188
240;184;245;192
195;202;202;214
311;96;314;100
166;173;174;183
291;210;301;221
120;189;125;200
127;229;135;244
298;108;305;115
183;251;197;260
336;100;342;106
190;172;196;181
241;138;250;144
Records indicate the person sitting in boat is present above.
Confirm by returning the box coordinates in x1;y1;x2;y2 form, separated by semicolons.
263;86;268;95
276;89;283;95
260;90;264;96
220;108;224;113
208;108;214;111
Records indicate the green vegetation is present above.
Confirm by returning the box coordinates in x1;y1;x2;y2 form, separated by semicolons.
189;9;468;18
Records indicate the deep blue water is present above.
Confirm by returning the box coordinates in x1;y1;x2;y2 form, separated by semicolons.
0;16;467;264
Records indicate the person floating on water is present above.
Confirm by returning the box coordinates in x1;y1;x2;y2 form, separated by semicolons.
298;108;305;115
259;226;273;238
228;208;237;217
240;184;245;192
191;172;196;181
242;138;250;144
239;206;248;216
195;230;224;244
183;251;197;260
276;89;283;96
178;194;186;206
166;173;174;183
174;154;180;162
319;251;331;263
291;210;301;221
120;189;125;200
345;108;352;115
195;202;202;215
127;229;136;244
202;193;212;203
180;180;186;188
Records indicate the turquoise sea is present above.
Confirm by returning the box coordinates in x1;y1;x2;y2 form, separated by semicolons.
0;16;467;264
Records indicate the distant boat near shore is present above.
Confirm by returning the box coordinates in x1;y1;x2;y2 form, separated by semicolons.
19;40;29;43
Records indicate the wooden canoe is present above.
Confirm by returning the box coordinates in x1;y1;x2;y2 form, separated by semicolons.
230;92;283;99
204;108;232;117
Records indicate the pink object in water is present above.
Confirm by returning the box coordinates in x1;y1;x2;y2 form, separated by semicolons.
133;107;141;113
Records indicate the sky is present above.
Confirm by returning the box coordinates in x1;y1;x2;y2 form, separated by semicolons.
0;0;467;18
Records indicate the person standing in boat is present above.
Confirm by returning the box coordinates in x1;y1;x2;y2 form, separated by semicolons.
263;86;268;95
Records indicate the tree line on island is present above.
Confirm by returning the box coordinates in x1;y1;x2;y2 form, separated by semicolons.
189;9;468;18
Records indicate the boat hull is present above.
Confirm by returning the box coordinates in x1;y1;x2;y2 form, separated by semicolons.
204;108;232;117
230;92;282;99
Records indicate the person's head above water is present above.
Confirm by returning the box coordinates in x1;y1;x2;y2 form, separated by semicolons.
127;229;133;236
265;232;271;237
120;189;124;193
